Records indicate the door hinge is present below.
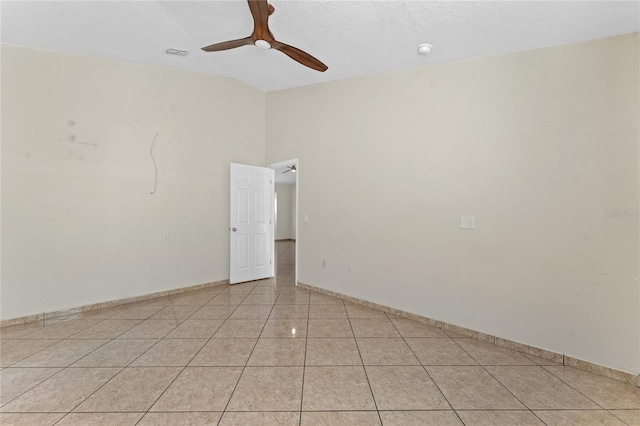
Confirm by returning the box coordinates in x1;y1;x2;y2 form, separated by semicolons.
270;260;272;265
270;179;272;184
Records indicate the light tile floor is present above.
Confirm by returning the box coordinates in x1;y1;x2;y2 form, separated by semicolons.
1;241;640;425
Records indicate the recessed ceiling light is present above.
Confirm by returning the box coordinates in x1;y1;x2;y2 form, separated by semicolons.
165;48;189;57
417;43;433;56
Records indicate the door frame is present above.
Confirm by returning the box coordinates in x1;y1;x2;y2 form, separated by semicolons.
267;158;299;286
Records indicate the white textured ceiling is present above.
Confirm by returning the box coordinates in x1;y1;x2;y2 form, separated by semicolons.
2;1;638;92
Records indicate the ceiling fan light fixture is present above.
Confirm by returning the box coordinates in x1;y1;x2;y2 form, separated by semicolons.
255;39;271;50
291;166;296;173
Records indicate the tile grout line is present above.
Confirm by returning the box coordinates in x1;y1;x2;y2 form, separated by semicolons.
298;295;310;425
609;410;634;426
487;356;613;421
56;286;228;425
0;367;63;412
8;312;118;359
218;276;285;420
2;312;139;411
131;287;233;424
448;337;549;425
385;312;466;426
5;241;635;425
2;311;129;415
534;365;626;422
138;287;255;424
1;274;297;421
58;290;224;424
346;305;384;425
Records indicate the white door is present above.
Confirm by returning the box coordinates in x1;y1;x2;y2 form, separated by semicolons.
229;163;274;284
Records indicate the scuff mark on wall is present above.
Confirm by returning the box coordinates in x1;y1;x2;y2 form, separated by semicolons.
149;132;160;195
60;120;97;152
77;141;97;148
57;120;97;162
128;121;137;136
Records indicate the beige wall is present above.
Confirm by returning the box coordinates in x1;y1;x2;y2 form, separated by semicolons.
2;34;638;375
1;45;265;320
276;183;295;240
266;34;640;374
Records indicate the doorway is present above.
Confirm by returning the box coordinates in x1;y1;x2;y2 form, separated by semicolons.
268;159;298;286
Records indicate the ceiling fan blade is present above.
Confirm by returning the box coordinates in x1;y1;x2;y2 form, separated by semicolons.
247;0;273;41
202;1;326;73
283;170;291;173
201;37;254;52
271;41;328;72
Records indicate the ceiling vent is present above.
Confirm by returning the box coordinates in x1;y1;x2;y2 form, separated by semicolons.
164;48;189;57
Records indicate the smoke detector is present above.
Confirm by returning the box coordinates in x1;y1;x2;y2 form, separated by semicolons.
417;43;433;55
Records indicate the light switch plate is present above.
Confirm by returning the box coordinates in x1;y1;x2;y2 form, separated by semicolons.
460;216;475;229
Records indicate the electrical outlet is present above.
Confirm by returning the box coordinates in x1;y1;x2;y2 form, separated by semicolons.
460;216;475;229
163;232;169;241
322;260;326;268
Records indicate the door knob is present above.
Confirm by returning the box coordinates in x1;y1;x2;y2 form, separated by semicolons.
232;227;237;232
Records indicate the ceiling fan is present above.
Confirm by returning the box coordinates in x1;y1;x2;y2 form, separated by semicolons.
201;0;328;72
282;165;297;173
